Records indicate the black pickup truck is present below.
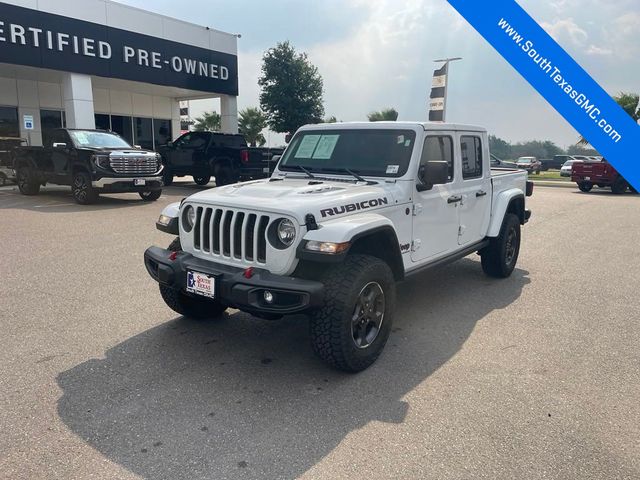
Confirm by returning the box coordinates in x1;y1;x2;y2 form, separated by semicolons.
13;128;163;204
158;131;283;186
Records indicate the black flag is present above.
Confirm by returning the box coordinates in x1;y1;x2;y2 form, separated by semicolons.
428;63;448;122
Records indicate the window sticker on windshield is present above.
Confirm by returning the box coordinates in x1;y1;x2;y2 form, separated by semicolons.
386;165;399;174
295;135;321;158
312;135;339;159
397;135;405;144
404;139;411;147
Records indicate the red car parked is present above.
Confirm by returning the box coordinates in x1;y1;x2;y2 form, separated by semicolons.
572;159;638;194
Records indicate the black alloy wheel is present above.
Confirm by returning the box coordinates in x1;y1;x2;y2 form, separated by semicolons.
351;282;386;349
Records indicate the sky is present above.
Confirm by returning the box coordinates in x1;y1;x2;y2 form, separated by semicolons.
118;0;640;149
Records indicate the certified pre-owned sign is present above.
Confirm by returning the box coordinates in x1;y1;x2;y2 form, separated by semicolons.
0;3;238;96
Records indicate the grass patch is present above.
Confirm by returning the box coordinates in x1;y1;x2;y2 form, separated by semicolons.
529;170;569;181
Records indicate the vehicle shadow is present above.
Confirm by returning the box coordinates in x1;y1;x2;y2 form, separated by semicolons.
57;259;530;479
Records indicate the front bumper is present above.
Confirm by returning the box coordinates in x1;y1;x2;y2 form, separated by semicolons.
144;247;324;315
92;175;163;191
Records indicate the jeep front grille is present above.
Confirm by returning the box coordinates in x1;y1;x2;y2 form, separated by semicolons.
193;207;270;264
109;156;158;174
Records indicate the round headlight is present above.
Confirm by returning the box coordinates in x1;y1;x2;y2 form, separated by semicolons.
276;218;296;246
182;205;196;232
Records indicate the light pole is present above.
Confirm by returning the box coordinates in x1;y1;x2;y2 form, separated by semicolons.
431;57;462;122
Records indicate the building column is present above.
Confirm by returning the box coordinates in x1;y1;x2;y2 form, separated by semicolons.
62;73;95;129
171;99;181;139
220;95;238;134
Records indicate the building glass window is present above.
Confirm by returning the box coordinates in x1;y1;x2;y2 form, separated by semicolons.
110;115;133;144
134;117;153;150
95;114;111;131
153;118;172;149
40;110;64;147
0;106;19;138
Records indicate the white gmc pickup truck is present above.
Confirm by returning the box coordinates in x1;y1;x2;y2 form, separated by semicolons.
145;122;533;372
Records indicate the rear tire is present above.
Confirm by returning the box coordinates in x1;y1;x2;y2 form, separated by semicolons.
16;166;40;195
215;167;238;187
159;237;227;320
193;175;211;186
578;182;593;193
631;186;638;194
611;177;628;194
162;169;173;186
139;190;162;201
481;213;521;278
72;171;98;204
309;255;396;372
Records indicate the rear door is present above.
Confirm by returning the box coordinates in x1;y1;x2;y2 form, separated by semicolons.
457;133;491;246
411;132;461;263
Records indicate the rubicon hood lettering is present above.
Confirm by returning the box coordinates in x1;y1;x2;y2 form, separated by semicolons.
320;198;389;218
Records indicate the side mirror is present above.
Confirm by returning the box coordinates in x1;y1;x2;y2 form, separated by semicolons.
52;142;67;149
166;141;173;147
133;144;142;149
417;160;449;192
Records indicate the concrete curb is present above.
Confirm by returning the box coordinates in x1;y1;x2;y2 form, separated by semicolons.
531;180;575;188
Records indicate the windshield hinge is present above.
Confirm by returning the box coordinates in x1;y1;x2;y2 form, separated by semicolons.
412;203;423;216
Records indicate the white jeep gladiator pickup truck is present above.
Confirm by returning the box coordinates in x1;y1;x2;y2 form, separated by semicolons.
144;122;533;372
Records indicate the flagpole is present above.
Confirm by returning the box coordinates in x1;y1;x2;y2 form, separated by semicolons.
432;57;462;122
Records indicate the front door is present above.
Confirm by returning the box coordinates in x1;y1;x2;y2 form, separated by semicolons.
411;133;461;263
457;134;491;245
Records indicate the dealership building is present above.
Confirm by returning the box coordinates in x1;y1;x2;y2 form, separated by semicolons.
0;0;239;149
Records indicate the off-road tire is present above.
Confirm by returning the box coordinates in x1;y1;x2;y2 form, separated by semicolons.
481;213;521;278
215;167;238;187
139;190;162;201
16;166;40;195
309;254;396;373
72;171;98;205
578;182;593;193
162;169;173;186
611;177;628;195
159;237;227;320
631;186;638;194
193;175;211;186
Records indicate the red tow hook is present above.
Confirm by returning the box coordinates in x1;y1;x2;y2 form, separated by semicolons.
168;251;178;261
243;267;254;279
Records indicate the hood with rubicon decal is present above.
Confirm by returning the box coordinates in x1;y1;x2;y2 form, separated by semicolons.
184;177;402;224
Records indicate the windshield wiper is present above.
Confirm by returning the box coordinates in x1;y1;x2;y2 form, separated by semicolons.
285;164;316;179
319;167;371;183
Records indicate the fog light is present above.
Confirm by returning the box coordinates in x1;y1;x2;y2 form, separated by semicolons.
263;291;274;304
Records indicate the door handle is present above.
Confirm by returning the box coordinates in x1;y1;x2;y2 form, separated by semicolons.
447;195;462;204
476;190;487;197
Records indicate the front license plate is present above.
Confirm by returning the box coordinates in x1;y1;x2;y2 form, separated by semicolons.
585;176;591;181
186;271;216;298
134;178;146;186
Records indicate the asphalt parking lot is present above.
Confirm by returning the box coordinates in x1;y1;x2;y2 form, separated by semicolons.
1;183;639;480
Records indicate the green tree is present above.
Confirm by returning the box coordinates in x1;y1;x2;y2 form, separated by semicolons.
511;140;564;159
238;107;267;147
489;135;512;159
323;115;339;123
567;144;599;156
259;41;325;135
193;111;221;132
578;92;639;146
367;108;398;122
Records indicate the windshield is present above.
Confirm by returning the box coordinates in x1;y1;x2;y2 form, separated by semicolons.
563;160;574;167
69;131;132;149
517;158;532;164
279;129;416;177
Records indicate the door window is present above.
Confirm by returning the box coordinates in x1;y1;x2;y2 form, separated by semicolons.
420;136;454;183
460;136;483;179
0;106;19;137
